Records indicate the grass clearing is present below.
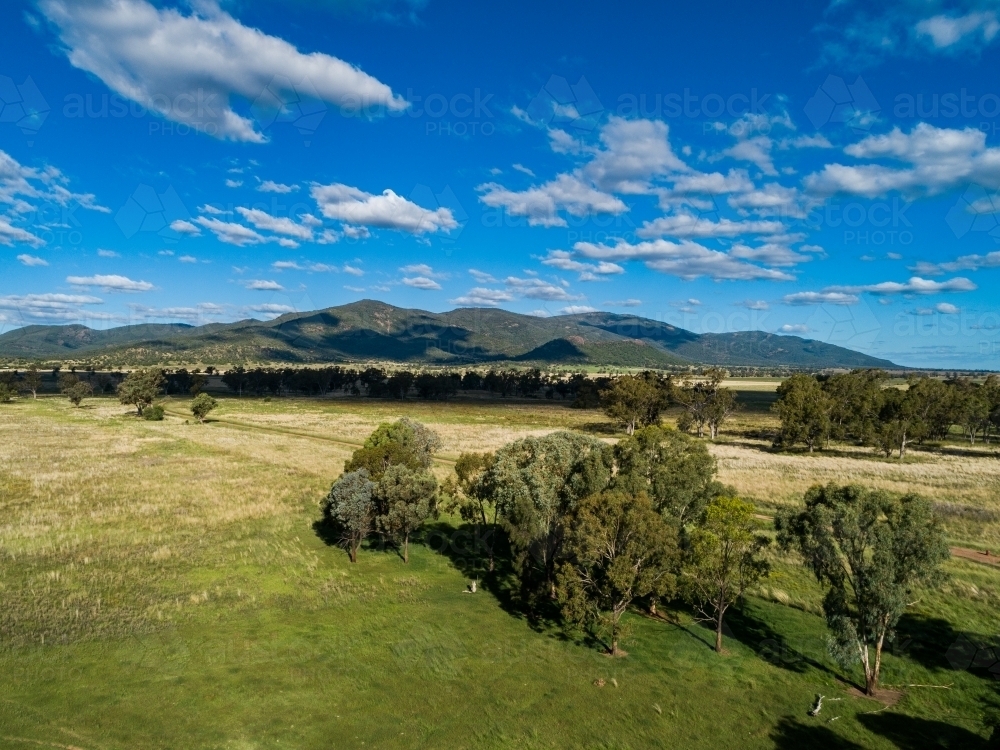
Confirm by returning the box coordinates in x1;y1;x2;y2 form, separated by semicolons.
1;395;998;748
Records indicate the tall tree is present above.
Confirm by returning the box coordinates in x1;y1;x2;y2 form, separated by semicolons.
773;374;831;452
321;469;376;563
117;368;166;416
600;373;668;435
344;418;441;481
558;490;677;656
674;369;736;439
872;386;926;458
777;484;948;695
22;366;42;399
483;431;612;604
681;496;769;653
65;381;93;407
611;426;727;527
445;451;500;571
377;465;437;563
190;393;218;423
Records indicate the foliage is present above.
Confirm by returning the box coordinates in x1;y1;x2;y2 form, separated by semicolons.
482;431;612;605
142;404;165;421
344;417;441;481
376;464;438;562
0;383;14;403
773;373;832;452
118;368;166;416
611;426;727;526
321;469;376;563
22;366;42;398
674;369;739;439
191;393;218;423
65;381;93;407
558;490;677;656
776;483;949;694
443;451;500;570
599;372;670;434
681;496;769;653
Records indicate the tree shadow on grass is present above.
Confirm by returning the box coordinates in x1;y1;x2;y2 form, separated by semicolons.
724;604;853;685
860;713;994;750
770;717;866;749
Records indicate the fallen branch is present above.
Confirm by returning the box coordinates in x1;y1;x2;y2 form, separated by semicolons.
809;695;824;716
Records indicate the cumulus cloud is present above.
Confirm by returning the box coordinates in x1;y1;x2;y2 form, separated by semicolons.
827;276;977;295
257;180;299;193
572;238;795;281
805;124;1000;197
225;179;244;188
235;207;313;240
734;299;770;310
17;253;48;266
778;324;810;333
540;250;623;280
169;219;201;236
667;168;755;196
512;163;535;177
400;263;447;279
0;292;110;323
38;0;406;143
782;291;860;306
243;279;284;291
911;250;1000;275
0;219;44;248
468;268;496;283
637;213;784;240
560;305;598;314
247;303;296;317
67;274;153;292
477;174;626;227
97;249;119;257
311;183;457;234
402;276;442;290
914;302;961;315
178;255;197;263
504;276;583;301
604;298;642;307
450;287;514;306
195;216;268;246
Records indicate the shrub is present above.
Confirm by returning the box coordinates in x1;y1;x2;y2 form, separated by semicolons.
143;404;165;421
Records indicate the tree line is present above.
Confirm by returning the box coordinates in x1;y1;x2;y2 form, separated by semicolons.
773;369;1000;457
319;417;947;694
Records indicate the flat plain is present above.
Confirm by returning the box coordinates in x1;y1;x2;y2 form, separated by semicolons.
1;387;998;748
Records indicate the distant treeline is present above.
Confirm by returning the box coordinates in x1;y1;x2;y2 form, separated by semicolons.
773;369;1000;457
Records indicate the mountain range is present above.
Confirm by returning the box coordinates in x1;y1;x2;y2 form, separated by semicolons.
0;300;898;369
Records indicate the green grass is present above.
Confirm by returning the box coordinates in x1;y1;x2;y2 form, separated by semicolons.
1;397;998;748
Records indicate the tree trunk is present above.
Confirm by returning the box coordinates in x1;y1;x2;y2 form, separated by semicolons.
403;532;409;563
349;542;358;563
715;609;724;653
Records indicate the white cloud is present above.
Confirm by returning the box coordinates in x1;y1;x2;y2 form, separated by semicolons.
0;150;109;218
248;303;296;316
734;299;770;310
778;324;810;333
782;291;860;306
560;305;597;314
17;253;48;266
67;274;153;292
178;255;197;263
158;249;174;256
504;276;583;301
311;183;457;234
450;287;514;306
637;212;784;240
195;216;269;246
667;168;755;196
604;298;642;307
727;183;805;217
243;279;284;291
0;219;44;248
97;248;119;257
257;180;299;193
477;174;626;227
512;163;535;177
804;124;1000;197
468;268;496;283
402;276;442;290
583;117;688;193
400;263;448;279
272;261;302;270
827;276;977;295
911;250;1000;275
128;302;227;322
933;302;960;314
724;136;778;176
343;264;364;276
341;225;371;239
235;207;313;240
916;11;999;48
0;292;110;323
198;204;228;215
573;238;795;281
169;218;201;236
225;179;244;188
540;250;623;280
526;309;552;317
729;242;814;267
780;134;833;150
39;0;405;143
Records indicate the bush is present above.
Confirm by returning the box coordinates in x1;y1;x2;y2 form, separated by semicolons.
191;393;218;422
143;404;165;421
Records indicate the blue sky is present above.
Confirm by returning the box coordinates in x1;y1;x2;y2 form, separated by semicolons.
3;0;1000;367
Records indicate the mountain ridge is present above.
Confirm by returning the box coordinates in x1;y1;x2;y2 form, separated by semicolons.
0;299;899;369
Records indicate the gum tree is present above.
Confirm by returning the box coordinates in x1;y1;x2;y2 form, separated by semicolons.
777;483;948;695
321;469;376;563
377;464;437;563
118;368;166;416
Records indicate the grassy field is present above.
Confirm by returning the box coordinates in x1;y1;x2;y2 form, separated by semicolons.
1;392;999;748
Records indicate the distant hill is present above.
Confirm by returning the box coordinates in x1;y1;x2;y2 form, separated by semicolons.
0;300;899;369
